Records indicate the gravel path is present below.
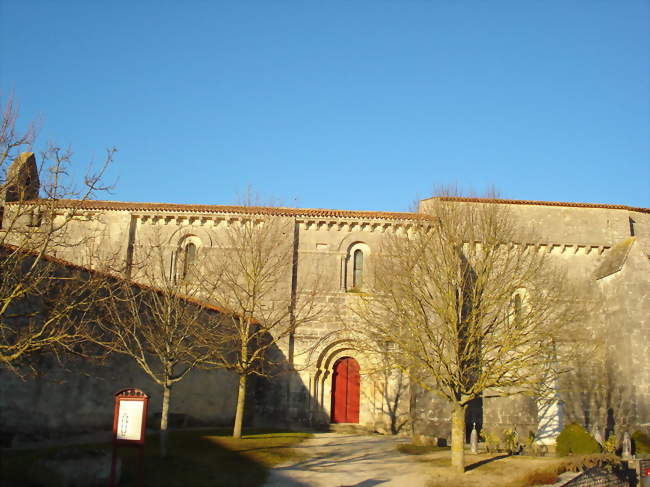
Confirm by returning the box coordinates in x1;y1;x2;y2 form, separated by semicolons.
263;433;435;487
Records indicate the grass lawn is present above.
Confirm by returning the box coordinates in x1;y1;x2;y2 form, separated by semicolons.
423;453;567;487
1;428;312;487
397;444;569;487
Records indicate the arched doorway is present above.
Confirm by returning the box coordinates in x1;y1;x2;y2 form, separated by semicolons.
331;357;360;423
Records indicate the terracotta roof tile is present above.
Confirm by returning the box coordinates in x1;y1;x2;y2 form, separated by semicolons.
433;196;650;214
9;196;649;216
13;199;417;220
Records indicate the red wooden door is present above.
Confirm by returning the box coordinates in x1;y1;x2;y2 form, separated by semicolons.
331;357;360;423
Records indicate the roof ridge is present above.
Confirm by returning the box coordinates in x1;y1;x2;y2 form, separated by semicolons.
8;196;650;215
10;199;418;219
432;196;650;214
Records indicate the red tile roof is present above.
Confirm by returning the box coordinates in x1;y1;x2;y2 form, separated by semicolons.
8;196;650;217
11;199;417;220
432;196;650;214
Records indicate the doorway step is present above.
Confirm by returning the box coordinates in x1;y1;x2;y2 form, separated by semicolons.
328;423;372;435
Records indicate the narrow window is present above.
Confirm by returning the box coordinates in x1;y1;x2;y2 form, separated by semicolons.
513;293;523;325
182;242;197;279
353;249;363;288
629;217;636;237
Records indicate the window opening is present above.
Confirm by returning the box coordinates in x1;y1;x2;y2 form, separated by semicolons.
182;242;197;279
353;249;363;288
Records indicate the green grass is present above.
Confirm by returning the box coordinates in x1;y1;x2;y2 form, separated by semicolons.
1;428;312;487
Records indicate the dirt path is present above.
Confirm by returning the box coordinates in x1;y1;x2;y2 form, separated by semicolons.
263;433;435;487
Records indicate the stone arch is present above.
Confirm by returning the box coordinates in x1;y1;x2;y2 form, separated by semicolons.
309;336;363;425
335;233;370;253
167;226;214;248
166;227;213;281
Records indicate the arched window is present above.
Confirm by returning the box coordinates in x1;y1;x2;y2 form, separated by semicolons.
353;249;363;288
344;242;370;292
182;242;197;279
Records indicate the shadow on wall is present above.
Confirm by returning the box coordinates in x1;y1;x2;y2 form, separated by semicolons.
561;354;638;440
0;336;327;445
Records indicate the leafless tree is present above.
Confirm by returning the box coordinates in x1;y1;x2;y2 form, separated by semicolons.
349;191;587;472
0;95;115;371
93;241;227;457
200;214;324;439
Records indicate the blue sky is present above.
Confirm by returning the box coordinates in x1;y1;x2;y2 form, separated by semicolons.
1;1;648;211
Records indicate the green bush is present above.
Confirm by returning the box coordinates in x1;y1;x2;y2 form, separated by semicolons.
480;429;501;452
603;433;617;454
556;423;601;456
632;430;650;454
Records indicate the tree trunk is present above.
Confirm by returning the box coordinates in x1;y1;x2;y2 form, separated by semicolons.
451;402;467;473
160;383;171;457
233;374;247;439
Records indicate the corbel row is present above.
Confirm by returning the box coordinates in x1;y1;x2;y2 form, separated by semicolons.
134;213;265;227
297;218;415;234
505;241;610;256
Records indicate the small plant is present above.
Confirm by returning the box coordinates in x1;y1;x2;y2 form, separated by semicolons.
522;430;544;456
556;423;601;456
603;433;617;454
503;428;521;454
480;429;501;452
632;430;650;454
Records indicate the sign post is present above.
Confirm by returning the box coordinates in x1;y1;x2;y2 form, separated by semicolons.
109;388;149;487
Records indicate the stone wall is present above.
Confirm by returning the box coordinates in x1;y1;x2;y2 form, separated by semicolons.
2;169;648;443
0;353;240;444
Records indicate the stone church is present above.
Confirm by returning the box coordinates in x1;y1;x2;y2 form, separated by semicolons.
1;152;649;444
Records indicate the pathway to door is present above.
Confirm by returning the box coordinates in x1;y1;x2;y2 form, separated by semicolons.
263;432;434;487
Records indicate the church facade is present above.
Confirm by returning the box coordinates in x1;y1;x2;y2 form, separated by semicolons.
1;153;649;443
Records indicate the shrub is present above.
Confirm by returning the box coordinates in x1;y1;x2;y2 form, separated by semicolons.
603;433;617;454
480;429;501;452
503;428;522;454
632;430;650;454
556;423;601;456
522;430;547;456
558;454;622;473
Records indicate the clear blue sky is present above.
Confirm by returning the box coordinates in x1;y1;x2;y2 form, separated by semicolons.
1;1;648;211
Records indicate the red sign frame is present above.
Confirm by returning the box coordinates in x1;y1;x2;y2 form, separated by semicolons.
110;388;149;487
112;388;149;446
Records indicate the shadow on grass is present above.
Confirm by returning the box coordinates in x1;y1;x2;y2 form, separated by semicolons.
1;429;312;487
340;480;388;487
465;453;511;472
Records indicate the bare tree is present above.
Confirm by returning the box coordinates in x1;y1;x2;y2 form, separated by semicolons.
200;214;323;439
0;96;115;370
350;192;586;472
93;242;226;457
